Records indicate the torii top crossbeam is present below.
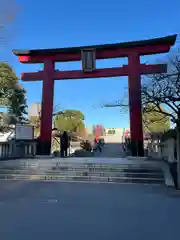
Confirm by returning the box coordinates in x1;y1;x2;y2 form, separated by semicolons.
13;35;177;63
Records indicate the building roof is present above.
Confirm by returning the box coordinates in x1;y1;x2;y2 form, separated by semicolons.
13;35;177;56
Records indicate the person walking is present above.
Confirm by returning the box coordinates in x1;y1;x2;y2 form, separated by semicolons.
94;137;102;153
60;131;69;157
97;140;102;153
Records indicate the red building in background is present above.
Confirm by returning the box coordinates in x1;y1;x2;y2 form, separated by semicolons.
92;124;105;138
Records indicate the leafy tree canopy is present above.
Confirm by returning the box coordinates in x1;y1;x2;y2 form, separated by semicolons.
0;62;28;124
54;109;85;134
29;115;40;137
7;86;28;124
0;62;17;99
143;104;170;134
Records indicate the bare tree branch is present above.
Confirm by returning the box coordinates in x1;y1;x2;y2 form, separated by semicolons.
101;47;180;131
0;0;20;45
141;51;180;125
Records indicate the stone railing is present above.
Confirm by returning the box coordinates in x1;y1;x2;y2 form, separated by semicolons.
147;138;177;163
0;140;37;160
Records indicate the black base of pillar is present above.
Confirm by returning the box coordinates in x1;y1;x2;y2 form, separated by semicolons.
36;138;51;155
131;140;144;157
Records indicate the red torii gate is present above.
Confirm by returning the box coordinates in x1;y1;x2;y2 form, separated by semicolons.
13;35;177;156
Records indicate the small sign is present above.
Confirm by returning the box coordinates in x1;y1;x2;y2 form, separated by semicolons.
15;124;34;140
81;48;96;72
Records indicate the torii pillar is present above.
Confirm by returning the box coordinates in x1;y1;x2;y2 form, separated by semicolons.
40;60;55;154
128;53;144;156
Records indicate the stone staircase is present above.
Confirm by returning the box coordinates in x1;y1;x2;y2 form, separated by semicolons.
0;158;165;184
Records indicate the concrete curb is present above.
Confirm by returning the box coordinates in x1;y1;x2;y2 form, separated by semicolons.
125;156;175;188
162;163;175;188
126;156;148;161
146;157;175;188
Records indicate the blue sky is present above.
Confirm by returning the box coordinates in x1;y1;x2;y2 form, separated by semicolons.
1;0;180;129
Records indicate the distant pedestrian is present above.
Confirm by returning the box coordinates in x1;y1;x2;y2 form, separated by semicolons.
97;140;102;152
94;137;102;153
60;131;69;157
94;137;98;145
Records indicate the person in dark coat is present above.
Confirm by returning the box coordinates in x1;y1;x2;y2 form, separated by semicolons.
60;131;69;157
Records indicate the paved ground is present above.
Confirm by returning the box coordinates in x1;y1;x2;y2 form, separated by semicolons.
69;142;126;158
0;180;180;240
94;143;126;157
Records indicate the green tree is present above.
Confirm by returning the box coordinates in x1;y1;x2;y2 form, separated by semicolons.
54;110;85;134
0;62;28;124
0;62;17;100
29;115;40;137
143;104;170;134
8;85;28;124
76;121;86;137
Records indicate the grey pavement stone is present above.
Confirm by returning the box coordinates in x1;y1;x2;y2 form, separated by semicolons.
94;143;125;157
0;181;180;240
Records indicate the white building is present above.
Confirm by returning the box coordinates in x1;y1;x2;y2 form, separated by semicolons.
28;103;41;117
103;128;130;143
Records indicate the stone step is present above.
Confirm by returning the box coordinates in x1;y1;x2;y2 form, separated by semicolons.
0;167;163;173
0;169;164;179
0;161;164;169
0;174;164;184
0;159;165;185
0;167;164;179
0;161;161;169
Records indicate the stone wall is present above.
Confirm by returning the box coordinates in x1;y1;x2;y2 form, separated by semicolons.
148;138;177;163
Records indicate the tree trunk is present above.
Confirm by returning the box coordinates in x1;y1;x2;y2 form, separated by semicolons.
176;123;180;189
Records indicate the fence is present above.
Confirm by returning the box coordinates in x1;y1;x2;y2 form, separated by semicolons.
147;138;177;163
0;140;37;160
